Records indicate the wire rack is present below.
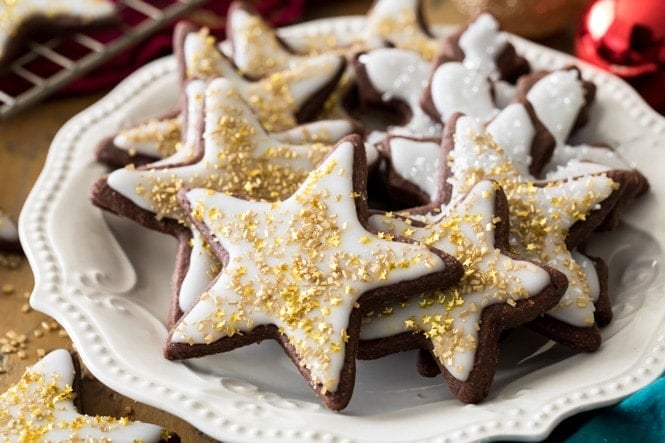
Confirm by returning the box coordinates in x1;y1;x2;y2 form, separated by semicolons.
0;0;207;119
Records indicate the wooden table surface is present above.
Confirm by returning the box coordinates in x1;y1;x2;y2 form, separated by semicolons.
0;1;584;440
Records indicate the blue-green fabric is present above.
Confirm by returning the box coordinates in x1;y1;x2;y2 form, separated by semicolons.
564;375;665;443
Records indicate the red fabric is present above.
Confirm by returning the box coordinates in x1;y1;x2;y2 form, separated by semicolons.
1;0;305;96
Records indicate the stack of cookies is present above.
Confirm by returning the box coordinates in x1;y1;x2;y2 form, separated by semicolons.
89;0;649;411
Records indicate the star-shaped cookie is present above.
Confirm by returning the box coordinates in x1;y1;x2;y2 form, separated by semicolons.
92;79;339;325
176;24;346;134
443;114;627;350
96;23;349;169
167;136;463;410
360;180;566;402
0;349;173;441
0;0;116;65
93;78;336;227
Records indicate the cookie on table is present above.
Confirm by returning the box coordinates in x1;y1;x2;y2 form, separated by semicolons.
442;113;630;350
359;180;566;403
167;135;463;410
0;0;117;67
0;349;176;441
0;209;21;254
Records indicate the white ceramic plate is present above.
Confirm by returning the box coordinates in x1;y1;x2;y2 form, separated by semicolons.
21;17;665;442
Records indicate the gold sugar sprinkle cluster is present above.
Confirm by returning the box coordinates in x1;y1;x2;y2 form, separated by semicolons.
370;8;438;61
137;99;329;223
184;157;439;391
451;130;617;323
0;287;68;373
0;370;141;440
119;117;182;158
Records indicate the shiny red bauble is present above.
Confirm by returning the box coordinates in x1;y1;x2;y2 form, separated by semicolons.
576;0;665;113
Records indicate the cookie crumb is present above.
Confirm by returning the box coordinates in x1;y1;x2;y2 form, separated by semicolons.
2;283;15;295
0;254;22;270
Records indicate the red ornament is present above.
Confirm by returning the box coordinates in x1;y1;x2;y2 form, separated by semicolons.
576;0;665;113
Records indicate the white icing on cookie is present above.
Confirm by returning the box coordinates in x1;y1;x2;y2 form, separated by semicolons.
358;48;441;137
429;62;498;123
544;159;614;181
543;143;635;178
148;81;206;167
179;229;218;313
493;81;518;108
526;70;586;147
448;116;617;327
485;102;536;176
366;0;440;60
172;140;449;393
0;349;166;441
363;180;551;380
110;26;347;163
0;0;115;61
183;27;240;80
227;5;309;77
458;13;508;80
271;120;356;145
107;78;331;222
385;101;540;207
113;116;183;160
271;119;377;168
184;28;346;133
571;250;600;302
388;137;441;201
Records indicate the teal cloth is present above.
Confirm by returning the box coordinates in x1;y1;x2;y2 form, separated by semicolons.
560;374;665;443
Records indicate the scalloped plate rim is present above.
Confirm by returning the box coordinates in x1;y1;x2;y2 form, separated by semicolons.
20;16;665;443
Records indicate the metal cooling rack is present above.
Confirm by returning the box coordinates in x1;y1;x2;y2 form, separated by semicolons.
0;0;207;119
